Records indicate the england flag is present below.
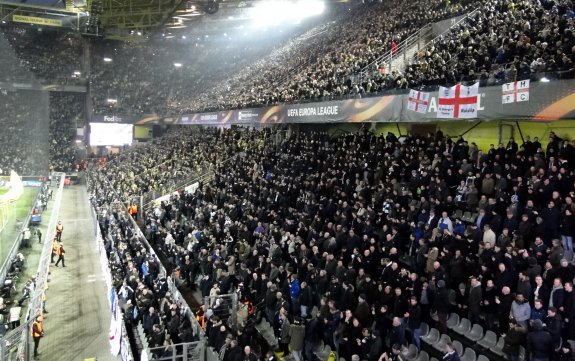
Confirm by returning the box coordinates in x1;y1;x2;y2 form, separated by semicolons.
437;82;480;119
407;89;430;113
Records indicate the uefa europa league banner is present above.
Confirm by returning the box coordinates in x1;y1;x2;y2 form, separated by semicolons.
174;78;575;124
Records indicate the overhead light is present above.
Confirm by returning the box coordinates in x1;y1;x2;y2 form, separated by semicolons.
107;98;117;103
540;77;550;83
75;139;82;143
73;70;81;76
103;57;112;62
182;35;186;39
174;63;182;68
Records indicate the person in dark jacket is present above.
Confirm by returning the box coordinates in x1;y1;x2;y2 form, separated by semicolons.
389;317;407;347
433;280;450;333
497;286;514;334
547;307;563;349
554;342;575;361
355;294;372;329
405;296;422;350
527;319;553;361
442;342;461;361
503;319;527;361
468;277;482;325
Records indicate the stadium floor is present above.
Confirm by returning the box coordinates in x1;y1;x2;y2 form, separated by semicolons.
39;181;118;361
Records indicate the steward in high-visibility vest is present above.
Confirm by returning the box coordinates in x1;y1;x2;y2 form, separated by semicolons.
51;238;59;264
195;305;206;329
31;316;44;358
55;221;63;241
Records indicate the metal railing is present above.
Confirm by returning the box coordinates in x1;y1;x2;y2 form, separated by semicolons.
409;8;480;71
203;293;239;331
359;23;433;81
0;173;66;361
147;341;204;361
0;184;44;292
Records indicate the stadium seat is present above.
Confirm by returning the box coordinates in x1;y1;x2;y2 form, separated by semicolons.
421;328;440;346
431;311;438;322
433;334;451;352
453;318;471;335
519;345;526;361
401;344;418;361
420;322;430;337
414;350;429;361
430;358;439;361
452;340;463;356
315;344;332;361
464;324;484;343
461;212;472;223
568;340;575;351
461;348;477;361
447;313;460;329
492;335;505;356
476;330;497;349
477;356;489;361
453;209;463;220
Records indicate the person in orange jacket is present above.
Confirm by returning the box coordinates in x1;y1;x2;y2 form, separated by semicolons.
55;243;66;267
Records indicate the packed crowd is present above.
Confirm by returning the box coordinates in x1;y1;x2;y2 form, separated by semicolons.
87;172;201;359
89;125;575;361
99;126;268;203
404;0;575;88
0;90;50;176
0;27;84;84
49;93;84;172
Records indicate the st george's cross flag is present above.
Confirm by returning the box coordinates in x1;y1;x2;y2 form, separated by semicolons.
407;89;430;113
437;82;479;119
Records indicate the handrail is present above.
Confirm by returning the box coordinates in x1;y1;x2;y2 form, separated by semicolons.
410;8;480;69
360;23;433;78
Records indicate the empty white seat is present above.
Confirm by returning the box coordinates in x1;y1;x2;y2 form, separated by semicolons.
453;318;471;335
433;334;451;352
452;340;463;356
447;313;460;329
421;328;440;346
461;348;477;361
415;350;429;361
477;330;498;349
464;324;484;343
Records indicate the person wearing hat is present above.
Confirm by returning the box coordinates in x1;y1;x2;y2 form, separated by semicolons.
554;341;574;361
503;318;527;361
527;319;553;361
433;279;450;333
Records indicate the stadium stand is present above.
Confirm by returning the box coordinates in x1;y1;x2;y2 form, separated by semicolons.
1;0;575;360
88;125;575;361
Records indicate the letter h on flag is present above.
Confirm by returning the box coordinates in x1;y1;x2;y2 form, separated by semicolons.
407;89;429;113
437;82;479;119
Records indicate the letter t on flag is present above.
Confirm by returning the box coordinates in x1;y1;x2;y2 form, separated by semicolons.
407;89;430;113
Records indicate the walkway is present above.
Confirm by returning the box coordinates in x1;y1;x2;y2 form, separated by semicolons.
39;180;119;361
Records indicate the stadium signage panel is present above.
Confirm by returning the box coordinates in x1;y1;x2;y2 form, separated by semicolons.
12;15;62;27
173;78;575;124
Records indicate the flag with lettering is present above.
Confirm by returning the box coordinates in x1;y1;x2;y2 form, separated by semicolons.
407;89;430;113
502;80;530;104
437;82;479;119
